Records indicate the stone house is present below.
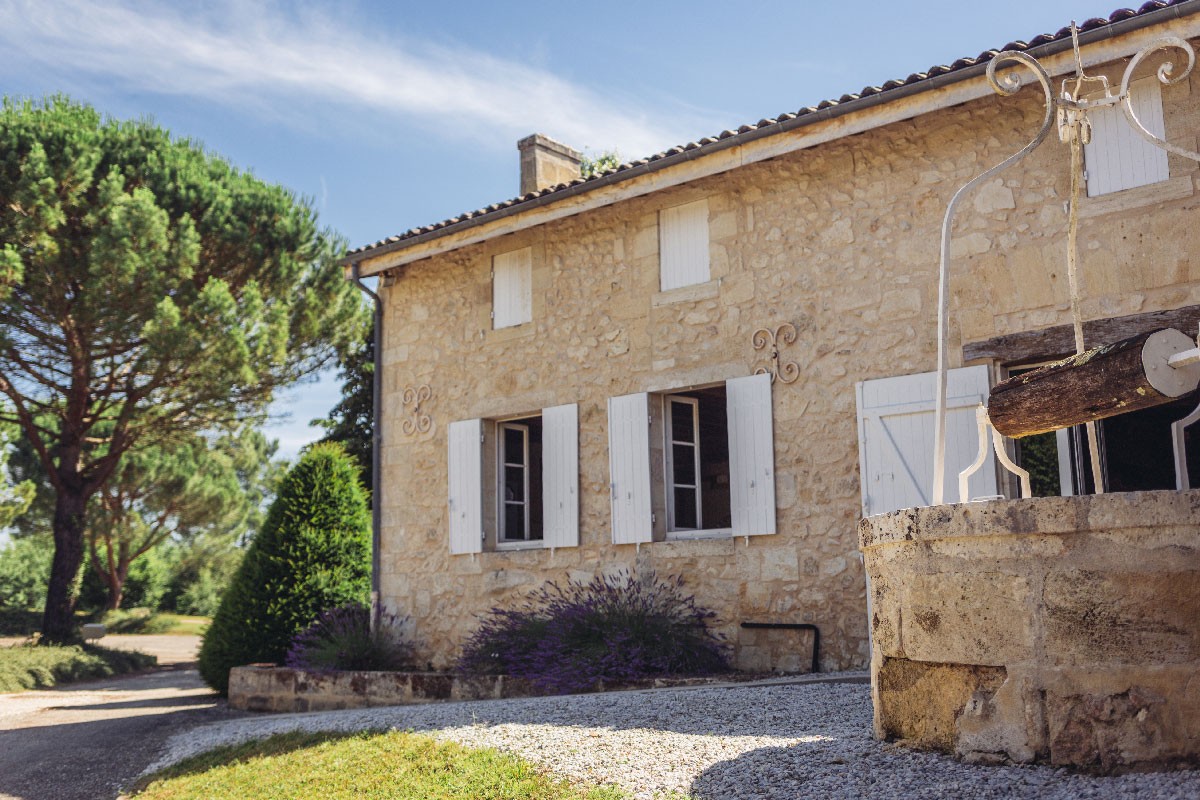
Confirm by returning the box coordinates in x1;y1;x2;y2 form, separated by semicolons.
342;2;1200;673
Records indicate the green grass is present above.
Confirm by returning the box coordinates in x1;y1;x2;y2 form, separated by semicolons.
134;730;632;800
0;607;209;638
0;642;157;692
100;609;210;636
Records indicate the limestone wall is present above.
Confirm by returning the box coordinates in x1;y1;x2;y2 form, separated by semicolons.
376;49;1200;673
859;491;1200;770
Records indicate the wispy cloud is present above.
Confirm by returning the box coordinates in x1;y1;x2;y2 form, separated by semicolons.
0;0;718;157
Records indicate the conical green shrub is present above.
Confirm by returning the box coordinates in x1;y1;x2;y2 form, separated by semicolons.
198;442;370;694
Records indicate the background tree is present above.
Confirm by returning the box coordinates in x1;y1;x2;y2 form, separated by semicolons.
198;442;370;694
579;150;621;179
0;96;366;641
85;425;280;610
315;321;373;491
0;423;33;528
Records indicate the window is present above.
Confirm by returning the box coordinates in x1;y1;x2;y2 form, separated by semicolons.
608;373;774;544
499;418;543;542
447;404;578;555
1015;392;1200;495
493;247;532;328
664;388;732;533
659;199;710;291
1083;78;1169;197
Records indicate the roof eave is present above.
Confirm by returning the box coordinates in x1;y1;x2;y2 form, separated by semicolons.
340;1;1199;272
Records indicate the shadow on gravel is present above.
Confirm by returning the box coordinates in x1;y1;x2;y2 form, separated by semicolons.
49;692;219;713
0;670;247;800
689;741;1200;800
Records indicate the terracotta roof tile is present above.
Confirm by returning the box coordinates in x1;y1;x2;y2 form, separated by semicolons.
348;1;1195;260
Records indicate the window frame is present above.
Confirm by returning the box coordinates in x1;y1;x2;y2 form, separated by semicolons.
664;395;704;533
660;387;734;540
498;420;534;542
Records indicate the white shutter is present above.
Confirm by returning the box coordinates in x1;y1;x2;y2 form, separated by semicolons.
493;247;532;328
659;199;710;291
447;419;483;554
855;365;996;517
542;403;579;549
726;373;776;536
607;392;653;544
1085;78;1168;197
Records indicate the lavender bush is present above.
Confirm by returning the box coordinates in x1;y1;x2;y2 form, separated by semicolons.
284;604;412;672
456;571;729;694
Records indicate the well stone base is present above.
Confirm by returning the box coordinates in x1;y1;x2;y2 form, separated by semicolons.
860;490;1200;772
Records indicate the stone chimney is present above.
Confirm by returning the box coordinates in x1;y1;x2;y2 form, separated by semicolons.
517;133;582;195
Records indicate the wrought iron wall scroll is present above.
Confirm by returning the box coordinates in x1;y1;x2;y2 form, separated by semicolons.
752;323;800;384
401;384;433;436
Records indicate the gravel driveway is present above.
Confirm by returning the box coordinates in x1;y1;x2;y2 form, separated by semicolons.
0;635;246;800
147;679;1200;799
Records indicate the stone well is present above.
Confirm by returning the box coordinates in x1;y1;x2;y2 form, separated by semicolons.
859;490;1200;772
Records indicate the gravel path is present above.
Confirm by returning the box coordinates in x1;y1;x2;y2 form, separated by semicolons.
0;635;247;800
147;680;1200;799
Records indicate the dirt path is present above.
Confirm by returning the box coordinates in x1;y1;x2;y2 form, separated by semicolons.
0;635;248;800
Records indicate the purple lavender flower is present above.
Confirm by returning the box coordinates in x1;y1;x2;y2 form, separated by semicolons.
285;604;412;672
456;571;728;694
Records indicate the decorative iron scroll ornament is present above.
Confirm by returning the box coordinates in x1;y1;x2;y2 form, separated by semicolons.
752;323;800;384
401;384;432;436
932;26;1200;505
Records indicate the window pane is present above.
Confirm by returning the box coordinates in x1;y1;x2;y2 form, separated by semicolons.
1017;431;1060;497
672;443;696;485
503;427;525;464
674;487;697;529
504;466;525;501
671;402;694;442
504;503;525;539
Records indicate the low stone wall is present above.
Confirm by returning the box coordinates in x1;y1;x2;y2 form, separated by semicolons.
228;665;758;712
860;490;1200;772
228;666;539;712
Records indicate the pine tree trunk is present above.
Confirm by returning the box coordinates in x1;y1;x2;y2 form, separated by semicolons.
42;490;88;643
103;568;125;612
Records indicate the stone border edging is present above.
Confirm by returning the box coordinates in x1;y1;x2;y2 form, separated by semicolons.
228;665;869;712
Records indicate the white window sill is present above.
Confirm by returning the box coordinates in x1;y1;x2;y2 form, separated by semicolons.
666;527;732;541
487;322;537;345
652;279;719;307
496;540;544;551
1078;175;1194;219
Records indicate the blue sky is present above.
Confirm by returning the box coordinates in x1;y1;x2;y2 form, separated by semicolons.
0;0;1115;457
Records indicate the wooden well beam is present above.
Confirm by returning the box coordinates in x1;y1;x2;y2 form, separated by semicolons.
988;328;1200;438
963;304;1200;365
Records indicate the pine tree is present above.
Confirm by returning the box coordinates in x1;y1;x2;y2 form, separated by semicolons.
198;443;370;694
0;96;366;640
316;321;373;491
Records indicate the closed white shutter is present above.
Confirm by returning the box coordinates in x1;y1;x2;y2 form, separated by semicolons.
607;392;653;544
493;247;532;328
726;373;776;536
855;365;996;517
447;419;483;554
1085;78;1169;197
542;403;579;549
659;199;710;291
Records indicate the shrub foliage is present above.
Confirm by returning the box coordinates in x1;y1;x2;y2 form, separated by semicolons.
457;571;728;694
198;443;370;693
285;603;412;672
